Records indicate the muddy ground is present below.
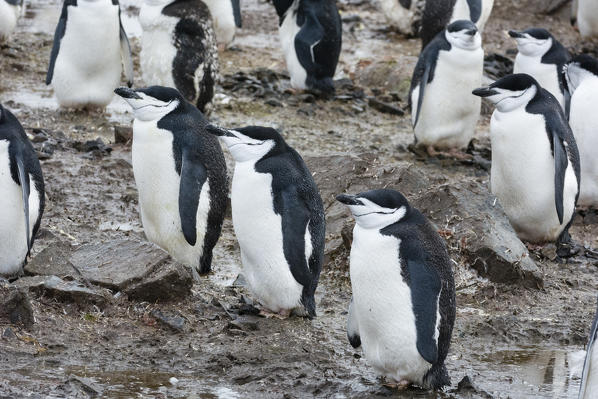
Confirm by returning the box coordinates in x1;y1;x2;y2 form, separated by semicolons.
1;0;598;397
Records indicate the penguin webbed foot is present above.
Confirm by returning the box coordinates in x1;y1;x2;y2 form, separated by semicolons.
556;230;581;259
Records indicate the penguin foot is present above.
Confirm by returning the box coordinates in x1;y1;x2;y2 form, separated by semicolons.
556;241;581;259
259;308;291;319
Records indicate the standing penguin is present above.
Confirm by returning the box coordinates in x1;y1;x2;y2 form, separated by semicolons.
564;55;598;208
473;74;580;255
206;124;325;318
273;0;342;94
0;0;22;43
376;0;419;36
420;0;494;48
139;0;219;113
0;105;45;278
46;0;134;108
508;28;570;110
572;0;598;40
410;20;483;155
114;86;227;274
202;0;242;47
579;296;598;399
337;189;456;390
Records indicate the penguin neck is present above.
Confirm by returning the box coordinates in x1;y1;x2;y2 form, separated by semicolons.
494;86;538;114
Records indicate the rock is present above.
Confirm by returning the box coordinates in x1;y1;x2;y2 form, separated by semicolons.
353;58;417;98
24;240;79;279
231;273;248;287
114;125;133;144
453;375;493;398
0;286;34;328
367;97;405;115
2;327;16;339
124;263;193;302
484;53;514;80
151;310;186;332
69;239;171;291
72;138;112;158
416;183;543;288
55;376;103;398
228;316;259;332
12;276;110;305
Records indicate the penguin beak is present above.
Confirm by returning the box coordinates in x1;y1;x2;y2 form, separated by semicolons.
465;28;477;36
336;194;364;206
206;125;237;138
508;30;524;39
114;87;142;100
472;86;498;98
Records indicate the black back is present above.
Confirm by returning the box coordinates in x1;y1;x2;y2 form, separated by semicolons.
569;54;598;77
420;0;481;48
143;87;228;274
163;0;218;113
580;296;598;398
376;192;455;390
242;126;325;317
273;0;295;23
0;105;45;257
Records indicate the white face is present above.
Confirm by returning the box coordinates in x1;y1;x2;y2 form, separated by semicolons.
122;92;179;122
446;29;482;51
347;198;407;230
485;85;537;113
564;63;594;95
514;35;552;57
219;130;275;163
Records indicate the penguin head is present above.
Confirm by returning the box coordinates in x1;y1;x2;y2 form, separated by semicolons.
473;74;539;113
564;54;598;95
115;86;184;122
508;28;553;58
336;189;410;230
445;20;481;50
206;125;282;162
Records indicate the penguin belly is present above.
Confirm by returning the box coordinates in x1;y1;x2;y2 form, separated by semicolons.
350;226;433;385
578;0;598;39
450;0;471;22
139;5;177;88
279;3;308;91
514;56;564;109
132;120;211;268
490;110;577;242
51;2;122;107
0;2;18;43
584;344;598;398
0;141;41;277
203;0;235;46
231;161;304;313
378;0;414;34
413;47;483;149
570;78;598;207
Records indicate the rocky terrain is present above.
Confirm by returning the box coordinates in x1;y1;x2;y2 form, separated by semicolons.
1;0;597;397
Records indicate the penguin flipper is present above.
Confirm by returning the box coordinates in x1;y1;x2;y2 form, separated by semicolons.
178;149;208;247
347;297;361;348
15;153;31;257
294;11;325;75
119;19;134;88
407;257;441;364
553;133;568;225
413;63;431;129
232;0;242;28
580;296;598;398
46;1;72;85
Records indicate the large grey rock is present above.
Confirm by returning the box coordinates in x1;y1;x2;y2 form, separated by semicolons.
12;276;111;305
124;263;193;302
69;239;171;291
0;286;34;328
25;240;79;279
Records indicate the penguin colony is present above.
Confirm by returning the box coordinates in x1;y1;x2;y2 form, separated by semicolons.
1;0;598;394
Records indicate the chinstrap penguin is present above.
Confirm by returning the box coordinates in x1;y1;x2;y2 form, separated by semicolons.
579;295;598;399
139;0;219;113
202;0;242;47
0;0;22;43
572;0;598;40
0;105;45;278
206;124;325;318
564;54;598;208
410;20;483;154
273;0;342;94
115;86;228;275
337;189;456;390
420;0;494;48
473;74;580;255
509;28;570;110
46;0;134;108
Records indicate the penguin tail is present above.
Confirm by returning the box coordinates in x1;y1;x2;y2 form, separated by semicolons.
422;363;451;390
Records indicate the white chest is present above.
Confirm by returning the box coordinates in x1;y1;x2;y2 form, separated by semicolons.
0;1;19;42
514;56;563;106
350;226;431;383
231;161;303;312
279;1;307;90
139;5;177;87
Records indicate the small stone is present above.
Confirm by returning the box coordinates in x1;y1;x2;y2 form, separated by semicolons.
367;97;404;116
151;310;186;332
124;263;193;302
13;276;110;306
228;316;259;331
0;286;34;328
2;327;16;339
169;377;179;386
